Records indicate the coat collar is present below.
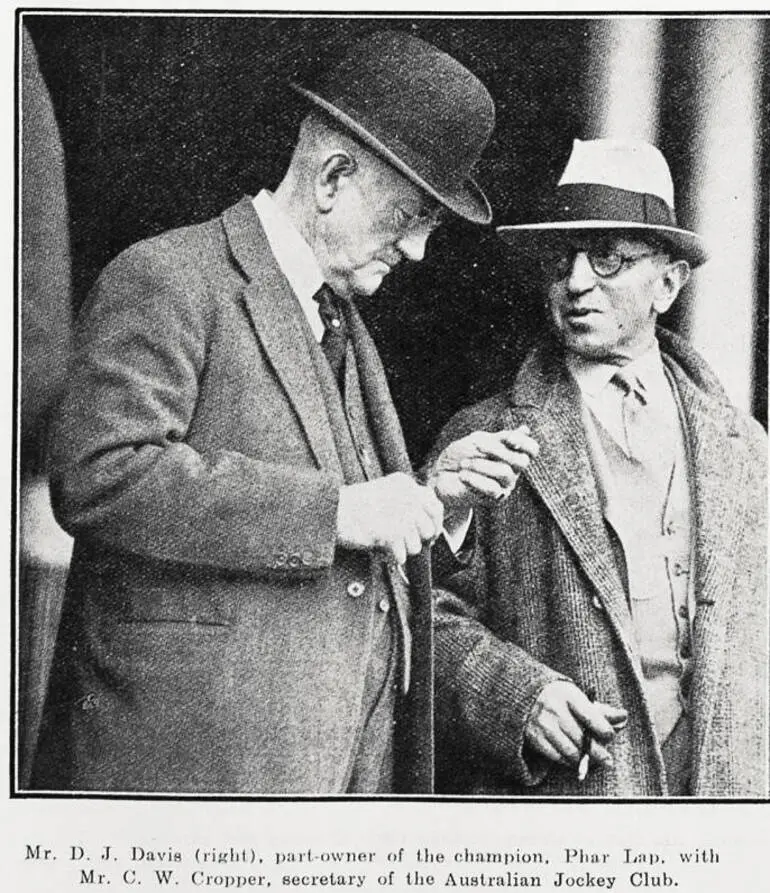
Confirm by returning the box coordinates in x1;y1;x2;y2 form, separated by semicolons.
223;197;343;477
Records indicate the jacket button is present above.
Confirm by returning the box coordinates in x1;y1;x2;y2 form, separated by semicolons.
378;598;390;613
347;581;366;598
678;604;689;619
81;693;97;712
592;595;603;610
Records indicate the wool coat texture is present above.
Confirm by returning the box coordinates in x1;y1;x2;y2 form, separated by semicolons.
33;197;431;794
431;329;768;797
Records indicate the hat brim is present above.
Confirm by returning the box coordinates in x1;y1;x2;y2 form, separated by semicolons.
497;220;709;267
291;83;492;225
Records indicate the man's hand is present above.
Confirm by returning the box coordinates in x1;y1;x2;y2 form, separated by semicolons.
524;680;627;772
427;427;539;531
337;472;445;565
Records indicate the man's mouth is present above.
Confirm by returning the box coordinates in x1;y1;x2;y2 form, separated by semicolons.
566;307;598;318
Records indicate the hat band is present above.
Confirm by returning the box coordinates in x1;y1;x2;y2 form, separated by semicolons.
550;183;678;228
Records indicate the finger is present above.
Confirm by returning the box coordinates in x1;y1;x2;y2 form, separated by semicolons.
535;738;567;765
415;510;441;544
495;429;541;457
527;734;567;765
471;434;538;467
459;456;523;487
391;539;407;567
552;707;586;752
415;491;444;537
598;703;629;727
433;436;486;470
588;739;614;768
404;525;423;557
568;695;617;743
458;469;514;500
541;723;583;764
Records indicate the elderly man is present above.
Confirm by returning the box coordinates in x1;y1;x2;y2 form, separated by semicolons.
429;138;768;797
31;31;502;794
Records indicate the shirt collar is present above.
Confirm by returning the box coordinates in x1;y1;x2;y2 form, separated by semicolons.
252;190;325;341
566;341;666;399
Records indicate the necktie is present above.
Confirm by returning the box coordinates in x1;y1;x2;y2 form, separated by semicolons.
612;368;649;463
313;284;349;386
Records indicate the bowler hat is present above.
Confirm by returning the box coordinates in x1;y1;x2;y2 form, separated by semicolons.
498;138;708;267
291;31;495;225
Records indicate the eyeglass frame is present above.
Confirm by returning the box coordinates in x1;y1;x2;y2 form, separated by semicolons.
539;235;671;280
344;148;447;239
392;202;446;238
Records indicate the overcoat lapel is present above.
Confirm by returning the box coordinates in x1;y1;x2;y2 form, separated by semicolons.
667;360;750;611
664;357;754;768
506;346;639;656
222;197;343;478
345;304;413;475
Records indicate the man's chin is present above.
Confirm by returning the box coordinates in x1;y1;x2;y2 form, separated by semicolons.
350;272;388;298
557;328;611;361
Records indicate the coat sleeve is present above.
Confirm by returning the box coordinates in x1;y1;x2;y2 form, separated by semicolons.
430;406;568;787
48;240;340;575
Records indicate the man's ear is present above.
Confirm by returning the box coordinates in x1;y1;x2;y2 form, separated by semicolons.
315;151;358;213
653;259;691;315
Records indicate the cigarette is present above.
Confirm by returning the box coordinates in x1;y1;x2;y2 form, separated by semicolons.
577;687;597;782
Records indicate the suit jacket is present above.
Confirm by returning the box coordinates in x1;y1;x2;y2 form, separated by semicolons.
432;328;768;797
33;197;431;794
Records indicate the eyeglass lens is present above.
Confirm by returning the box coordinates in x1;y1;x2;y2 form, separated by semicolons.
542;243;654;279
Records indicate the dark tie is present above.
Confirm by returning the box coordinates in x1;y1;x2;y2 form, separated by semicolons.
313;284;349;386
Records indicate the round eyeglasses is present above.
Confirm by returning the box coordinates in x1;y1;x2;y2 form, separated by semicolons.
541;244;658;279
392;203;445;238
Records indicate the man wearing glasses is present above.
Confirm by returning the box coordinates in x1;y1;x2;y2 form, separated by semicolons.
429;138;767;797
33;31;512;794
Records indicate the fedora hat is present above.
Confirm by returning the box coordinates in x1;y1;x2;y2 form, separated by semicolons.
291;30;495;225
497;138;708;267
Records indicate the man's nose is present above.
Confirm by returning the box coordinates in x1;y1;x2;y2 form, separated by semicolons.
396;229;430;263
566;251;597;293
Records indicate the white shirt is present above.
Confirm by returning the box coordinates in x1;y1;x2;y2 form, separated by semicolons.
252;190;326;342
566;342;678;455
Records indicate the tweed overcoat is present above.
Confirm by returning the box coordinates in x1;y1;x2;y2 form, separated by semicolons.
432;328;768;797
33;197;431;794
